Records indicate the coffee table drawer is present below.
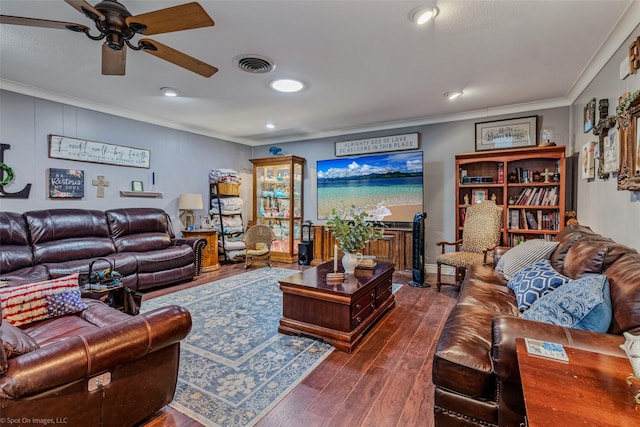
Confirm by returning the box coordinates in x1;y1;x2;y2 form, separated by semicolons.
352;290;375;329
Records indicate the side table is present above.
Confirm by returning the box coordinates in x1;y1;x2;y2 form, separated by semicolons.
182;229;221;272
515;338;638;426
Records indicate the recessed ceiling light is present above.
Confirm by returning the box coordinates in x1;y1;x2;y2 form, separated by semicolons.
265;123;276;129
160;87;179;97
270;79;305;93
444;91;463;100
408;6;438;25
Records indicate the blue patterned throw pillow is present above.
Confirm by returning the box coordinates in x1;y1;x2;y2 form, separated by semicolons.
507;259;570;311
523;274;612;333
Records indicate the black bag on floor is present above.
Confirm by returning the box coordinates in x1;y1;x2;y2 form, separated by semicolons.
108;286;144;315
80;258;143;315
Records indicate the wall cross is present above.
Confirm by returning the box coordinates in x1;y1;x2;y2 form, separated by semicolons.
92;175;109;198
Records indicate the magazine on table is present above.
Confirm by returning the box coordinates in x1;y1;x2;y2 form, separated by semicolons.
525;338;569;362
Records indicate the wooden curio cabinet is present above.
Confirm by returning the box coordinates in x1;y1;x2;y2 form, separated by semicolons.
250;155;305;263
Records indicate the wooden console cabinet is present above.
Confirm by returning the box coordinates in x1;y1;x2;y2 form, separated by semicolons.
311;225;412;277
278;261;395;353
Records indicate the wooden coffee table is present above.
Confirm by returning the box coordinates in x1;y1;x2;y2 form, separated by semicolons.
516;338;638;426
278;261;395;353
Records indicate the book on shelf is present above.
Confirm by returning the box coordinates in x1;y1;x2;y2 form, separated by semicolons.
525;211;538;229
512;186;559;206
497;163;504;184
509;209;520;228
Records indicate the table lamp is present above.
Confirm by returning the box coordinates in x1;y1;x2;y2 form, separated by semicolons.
178;193;203;230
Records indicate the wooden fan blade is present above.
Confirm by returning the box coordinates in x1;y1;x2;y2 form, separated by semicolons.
139;38;217;77
0;15;89;32
126;2;213;35
102;44;126;75
64;0;105;21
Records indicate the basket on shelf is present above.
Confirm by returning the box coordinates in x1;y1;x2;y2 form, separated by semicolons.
215;182;241;196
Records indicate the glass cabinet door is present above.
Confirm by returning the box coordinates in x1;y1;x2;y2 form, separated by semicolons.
251;156;305;263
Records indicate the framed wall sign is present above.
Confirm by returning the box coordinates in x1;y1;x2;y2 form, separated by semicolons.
48;135;150;168
131;181;144;192
49;168;84;198
334;133;419;157
475;116;537;151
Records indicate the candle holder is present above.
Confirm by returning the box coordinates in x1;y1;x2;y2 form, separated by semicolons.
326;272;345;284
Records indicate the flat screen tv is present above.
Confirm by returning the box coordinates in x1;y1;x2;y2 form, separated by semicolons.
317;151;423;222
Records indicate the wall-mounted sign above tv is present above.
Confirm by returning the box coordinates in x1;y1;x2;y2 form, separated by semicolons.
317;151;423;223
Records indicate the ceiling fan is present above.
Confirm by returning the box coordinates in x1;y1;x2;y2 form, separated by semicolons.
0;0;218;77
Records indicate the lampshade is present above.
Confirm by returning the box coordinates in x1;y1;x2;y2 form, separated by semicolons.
178;193;203;210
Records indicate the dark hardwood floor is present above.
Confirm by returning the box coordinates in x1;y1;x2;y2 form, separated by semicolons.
141;262;458;427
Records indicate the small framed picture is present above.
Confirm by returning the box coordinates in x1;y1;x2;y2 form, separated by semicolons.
200;215;213;229
472;189;487;204
131;181;144;192
584;98;596;133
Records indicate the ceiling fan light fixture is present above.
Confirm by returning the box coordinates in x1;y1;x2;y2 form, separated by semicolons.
270;78;306;93
444;90;463;100
408;6;438;25
160;87;179;97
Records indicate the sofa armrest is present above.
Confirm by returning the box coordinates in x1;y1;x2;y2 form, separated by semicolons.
491;315;625;384
172;237;207;275
0;305;191;399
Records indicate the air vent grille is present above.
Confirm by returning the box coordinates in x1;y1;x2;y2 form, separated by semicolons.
233;55;275;74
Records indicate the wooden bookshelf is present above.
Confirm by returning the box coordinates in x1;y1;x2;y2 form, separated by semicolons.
455;146;566;246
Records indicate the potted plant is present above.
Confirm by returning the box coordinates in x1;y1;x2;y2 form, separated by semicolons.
325;205;385;273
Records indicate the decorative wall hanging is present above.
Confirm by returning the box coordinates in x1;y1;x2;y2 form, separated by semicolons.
584;98;596;133
49;168;84;198
617;90;640;191
92;175;110;198
334;133;419;156
630;36;640;75
0;143;31;199
592;98;618;179
603;129;620;175
475;116;537;151
48;135;150;169
581;141;595;180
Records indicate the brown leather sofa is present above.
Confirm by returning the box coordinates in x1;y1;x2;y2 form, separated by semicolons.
0;299;192;426
432;224;640;427
0;208;205;290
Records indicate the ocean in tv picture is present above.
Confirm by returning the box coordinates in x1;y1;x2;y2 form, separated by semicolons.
317;176;423;219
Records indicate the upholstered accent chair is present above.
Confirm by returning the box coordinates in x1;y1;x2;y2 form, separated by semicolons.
242;224;276;269
435;200;503;291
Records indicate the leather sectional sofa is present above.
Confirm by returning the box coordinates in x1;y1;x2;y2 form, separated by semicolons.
1;299;192;426
0;207;198;425
0;207;205;290
432;224;640;427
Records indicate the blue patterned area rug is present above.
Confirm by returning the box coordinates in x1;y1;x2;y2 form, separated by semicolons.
142;268;334;427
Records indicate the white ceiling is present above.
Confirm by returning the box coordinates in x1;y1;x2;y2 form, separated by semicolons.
0;0;638;146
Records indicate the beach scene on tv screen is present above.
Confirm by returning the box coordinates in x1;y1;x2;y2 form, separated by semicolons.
317;151;423;222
